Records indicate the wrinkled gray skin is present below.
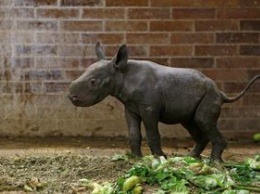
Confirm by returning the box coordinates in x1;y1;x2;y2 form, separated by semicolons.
68;42;260;162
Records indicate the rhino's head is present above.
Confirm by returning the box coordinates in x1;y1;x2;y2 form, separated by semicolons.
68;42;128;107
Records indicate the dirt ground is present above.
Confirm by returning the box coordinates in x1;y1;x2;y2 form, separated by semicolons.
0;137;259;160
0;137;259;193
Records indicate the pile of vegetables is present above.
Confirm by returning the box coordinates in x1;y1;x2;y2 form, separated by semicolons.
80;155;260;194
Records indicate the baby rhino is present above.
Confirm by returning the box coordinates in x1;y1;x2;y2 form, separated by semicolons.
68;42;260;162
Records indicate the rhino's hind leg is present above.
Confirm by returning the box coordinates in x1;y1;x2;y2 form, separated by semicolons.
182;121;209;159
194;91;227;162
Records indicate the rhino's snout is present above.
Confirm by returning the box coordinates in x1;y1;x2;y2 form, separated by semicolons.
68;94;79;104
68;82;80;105
68;93;88;107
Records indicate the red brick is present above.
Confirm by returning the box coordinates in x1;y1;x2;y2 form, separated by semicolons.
28;94;62;106
248;70;260;79
240;45;260;56
219;119;260;131
195;45;238;56
221;107;260;119
14;0;57;6
36;32;80;44
150;46;193;56
36;57;80;69
2;0;260;139
59;45;95;57
128;45;149;58
216;33;259;43
62;21;103;32
81;58;98;68
1;82;23;93
150;21;193;32
37;9;79;18
195;0;238;7
65;70;85;80
128;8;170;19
61;0;102;6
1;82;13;95
59;58;81;69
16;45;57;56
126;33;169;44
150;0;194;7
105;45;149;57
172;8;215;19
241;20;260;31
0;32;10;44
12;57;34;68
195;20;239;31
23;69;64;81
0;10;4;18
105;21;148;32
44;82;69;93
36;57;57;69
216;57;260;68
224;82;260;93
25;82;37;93
222;130;260;140
0;0;12;6
0;20;13;30
145;58;170;66
83;8;125;19
171;57;214;68
243;94;260;105
1;82;11;93
12;8;34;18
217;8;260;19
26;82;47;94
239;0;260;7
11;32;35;44
171;33;214;44
0;45;11;55
98;46;117;58
106;0;148;6
0;70;11;82
201;69;248;81
81;33;124;44
17;20;58;31
80;56;98;68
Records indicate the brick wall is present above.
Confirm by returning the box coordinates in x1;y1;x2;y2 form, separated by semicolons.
0;0;259;140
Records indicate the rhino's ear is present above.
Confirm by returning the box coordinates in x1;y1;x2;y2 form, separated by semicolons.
95;41;105;60
112;44;128;69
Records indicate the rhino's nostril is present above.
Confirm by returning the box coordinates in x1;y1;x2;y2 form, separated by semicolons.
72;96;78;103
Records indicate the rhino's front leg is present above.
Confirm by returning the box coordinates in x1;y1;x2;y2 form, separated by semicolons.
125;108;142;156
140;106;166;157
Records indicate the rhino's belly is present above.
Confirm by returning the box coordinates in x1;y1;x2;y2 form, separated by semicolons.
158;101;199;124
159;111;192;124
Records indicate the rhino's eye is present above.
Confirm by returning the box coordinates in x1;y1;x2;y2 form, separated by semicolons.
88;78;98;90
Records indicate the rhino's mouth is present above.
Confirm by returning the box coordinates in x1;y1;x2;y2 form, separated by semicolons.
71;100;91;107
68;94;89;107
68;94;102;107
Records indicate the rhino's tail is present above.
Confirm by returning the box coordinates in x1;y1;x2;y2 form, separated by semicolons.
221;74;260;103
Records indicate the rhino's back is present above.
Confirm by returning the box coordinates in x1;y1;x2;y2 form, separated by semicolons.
133;60;217;124
124;60;219;123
